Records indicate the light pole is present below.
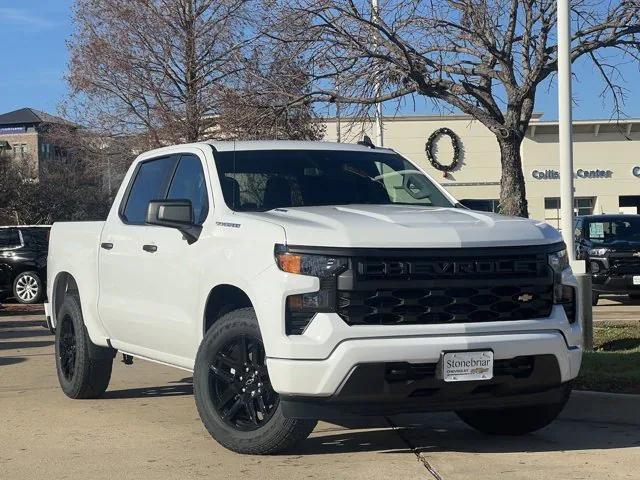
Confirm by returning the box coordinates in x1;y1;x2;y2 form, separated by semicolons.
557;0;575;259
372;0;384;146
557;0;592;350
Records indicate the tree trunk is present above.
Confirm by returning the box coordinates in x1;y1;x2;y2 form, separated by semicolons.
497;134;528;218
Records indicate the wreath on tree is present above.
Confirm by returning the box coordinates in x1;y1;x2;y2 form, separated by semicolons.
425;127;462;172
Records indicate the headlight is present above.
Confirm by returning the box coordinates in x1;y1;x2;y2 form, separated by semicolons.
275;245;348;278
588;248;609;257
275;245;348;335
548;248;569;275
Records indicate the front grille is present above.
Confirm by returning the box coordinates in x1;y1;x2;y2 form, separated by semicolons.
338;284;553;325
610;257;640;274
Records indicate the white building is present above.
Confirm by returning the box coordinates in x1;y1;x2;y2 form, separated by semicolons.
323;114;640;227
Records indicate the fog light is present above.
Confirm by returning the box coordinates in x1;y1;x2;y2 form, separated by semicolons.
590;261;600;273
285;290;335;335
554;285;576;323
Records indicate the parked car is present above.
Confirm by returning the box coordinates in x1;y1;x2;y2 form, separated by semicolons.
46;141;582;455
0;225;51;304
575;214;640;305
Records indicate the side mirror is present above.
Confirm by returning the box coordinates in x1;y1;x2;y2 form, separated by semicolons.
146;199;201;244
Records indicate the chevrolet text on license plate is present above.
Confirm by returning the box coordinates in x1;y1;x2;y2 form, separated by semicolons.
442;351;493;382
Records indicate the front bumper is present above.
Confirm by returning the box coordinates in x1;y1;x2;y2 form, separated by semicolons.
267;328;582;398
592;273;640;294
281;355;573;419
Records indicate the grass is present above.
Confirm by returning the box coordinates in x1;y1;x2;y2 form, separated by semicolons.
574;322;640;394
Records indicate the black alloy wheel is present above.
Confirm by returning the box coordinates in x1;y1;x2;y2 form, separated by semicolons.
58;314;77;381
209;334;278;431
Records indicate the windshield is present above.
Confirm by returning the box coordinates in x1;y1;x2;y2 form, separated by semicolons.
585;217;640;244
213;149;454;212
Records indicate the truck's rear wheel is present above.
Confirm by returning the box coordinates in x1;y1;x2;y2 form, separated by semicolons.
455;385;571;435
194;307;316;454
55;295;113;399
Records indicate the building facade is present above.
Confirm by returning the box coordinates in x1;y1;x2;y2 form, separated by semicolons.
323;114;640;226
0;107;75;175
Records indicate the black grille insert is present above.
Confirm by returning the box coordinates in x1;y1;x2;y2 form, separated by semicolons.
611;257;640;274
338;284;553;325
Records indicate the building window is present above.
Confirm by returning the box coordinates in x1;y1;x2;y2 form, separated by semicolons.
460;199;500;213
544;197;595;229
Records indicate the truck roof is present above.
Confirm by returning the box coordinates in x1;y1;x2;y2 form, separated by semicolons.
137;140;396;160
205;140;395;153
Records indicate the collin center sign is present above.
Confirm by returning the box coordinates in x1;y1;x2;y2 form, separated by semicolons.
532;169;613;180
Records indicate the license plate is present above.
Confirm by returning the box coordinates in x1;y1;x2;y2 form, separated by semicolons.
633;276;640;286
442;351;493;382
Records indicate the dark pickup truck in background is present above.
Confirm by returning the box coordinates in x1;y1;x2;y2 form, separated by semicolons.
0;225;50;304
575;214;640;305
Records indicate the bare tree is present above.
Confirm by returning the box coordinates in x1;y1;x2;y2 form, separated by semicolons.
217;45;326;140
0;152;111;225
271;0;640;216
68;0;252;145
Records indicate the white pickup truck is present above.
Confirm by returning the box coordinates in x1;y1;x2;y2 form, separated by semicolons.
46;141;582;454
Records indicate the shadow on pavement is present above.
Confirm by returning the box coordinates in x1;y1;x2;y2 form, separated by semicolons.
0;356;26;366
103;382;194;399
0;318;47;329
0;339;54;350
294;413;640;455
0;328;52;339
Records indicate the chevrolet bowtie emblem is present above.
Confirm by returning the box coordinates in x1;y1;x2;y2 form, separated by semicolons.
518;293;534;303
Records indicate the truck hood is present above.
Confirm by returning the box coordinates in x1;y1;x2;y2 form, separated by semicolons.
239;205;562;249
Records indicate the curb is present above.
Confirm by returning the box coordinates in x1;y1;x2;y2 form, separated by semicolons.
561;390;640;426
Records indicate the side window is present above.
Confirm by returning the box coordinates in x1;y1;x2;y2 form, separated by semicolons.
122;156;177;224
167;154;209;225
0;229;21;249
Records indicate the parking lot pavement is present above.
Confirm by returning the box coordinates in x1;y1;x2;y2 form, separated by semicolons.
1;308;639;480
594;297;640;323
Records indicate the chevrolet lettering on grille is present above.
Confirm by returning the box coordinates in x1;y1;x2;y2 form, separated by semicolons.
357;259;542;278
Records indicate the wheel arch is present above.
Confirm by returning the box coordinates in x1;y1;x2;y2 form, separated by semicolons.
51;271;79;327
203;284;254;335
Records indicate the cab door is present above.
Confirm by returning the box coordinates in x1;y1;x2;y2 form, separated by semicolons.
133;152;212;364
97;154;179;355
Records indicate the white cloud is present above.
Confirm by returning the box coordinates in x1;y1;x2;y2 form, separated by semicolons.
0;7;55;29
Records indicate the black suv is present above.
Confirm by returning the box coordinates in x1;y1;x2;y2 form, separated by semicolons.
575;215;640;305
0;226;50;304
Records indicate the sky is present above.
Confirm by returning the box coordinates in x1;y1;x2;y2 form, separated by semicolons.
0;1;638;122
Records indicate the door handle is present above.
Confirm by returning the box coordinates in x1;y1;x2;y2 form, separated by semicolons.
142;244;158;253
100;242;114;250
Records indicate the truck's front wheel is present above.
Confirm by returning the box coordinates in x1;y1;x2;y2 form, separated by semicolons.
55;295;114;399
455;385;572;435
194;307;316;454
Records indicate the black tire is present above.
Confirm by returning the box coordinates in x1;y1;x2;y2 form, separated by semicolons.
55;295;113;399
629;293;640;301
194;307;316;454
592;292;600;306
13;271;43;304
456;385;572;435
